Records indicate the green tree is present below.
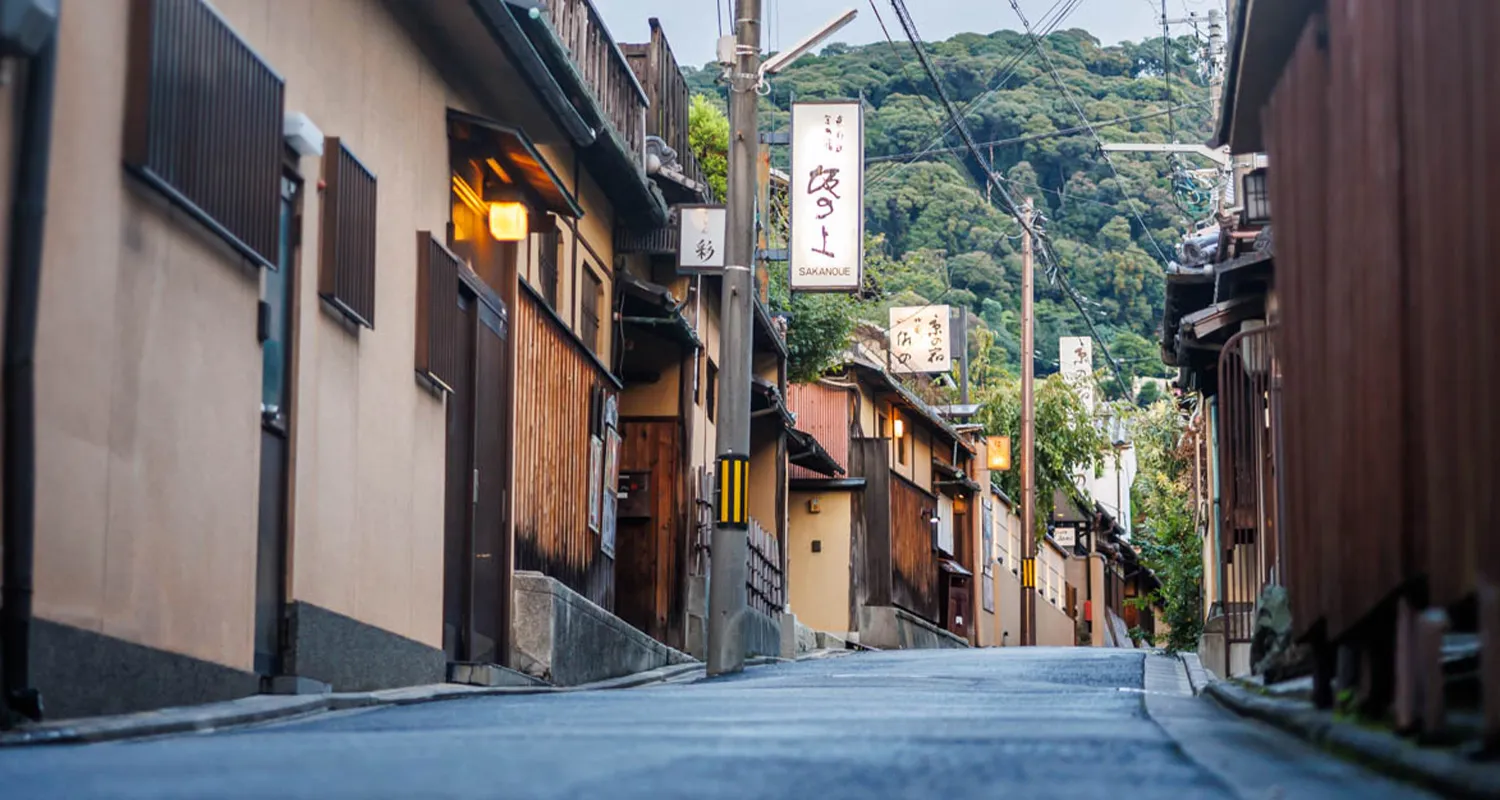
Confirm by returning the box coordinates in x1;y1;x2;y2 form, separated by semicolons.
976;374;1109;536
688;94;729;200
1128;398;1202;652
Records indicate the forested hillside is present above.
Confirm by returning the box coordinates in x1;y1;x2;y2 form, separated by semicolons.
687;26;1215;393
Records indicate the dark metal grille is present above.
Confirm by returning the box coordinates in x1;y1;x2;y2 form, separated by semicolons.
319;138;378;328
123;0;284;268
415;231;461;392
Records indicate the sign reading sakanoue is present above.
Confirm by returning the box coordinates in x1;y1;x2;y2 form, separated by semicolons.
790;101;864;292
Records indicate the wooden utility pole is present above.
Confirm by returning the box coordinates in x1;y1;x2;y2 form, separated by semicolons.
707;0;760;677
1019;198;1037;647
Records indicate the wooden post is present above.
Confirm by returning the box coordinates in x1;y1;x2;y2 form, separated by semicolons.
1019;198;1037;647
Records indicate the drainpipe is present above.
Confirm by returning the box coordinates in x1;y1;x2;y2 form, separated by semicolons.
1;15;59;726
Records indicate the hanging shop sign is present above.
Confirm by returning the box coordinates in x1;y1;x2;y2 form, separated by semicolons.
676;204;727;274
889;305;951;374
789;100;864;292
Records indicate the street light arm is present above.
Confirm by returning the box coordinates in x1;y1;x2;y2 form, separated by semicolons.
758;8;857;76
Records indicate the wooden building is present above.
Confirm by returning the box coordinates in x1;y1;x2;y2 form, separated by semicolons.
0;0;688;721
786;352;983;649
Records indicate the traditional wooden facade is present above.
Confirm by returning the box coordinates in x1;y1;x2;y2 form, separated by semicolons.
0;0;678;722
1205;0;1500;747
786;349;983;649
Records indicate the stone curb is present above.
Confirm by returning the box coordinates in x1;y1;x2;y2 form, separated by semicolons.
0;660;714;748
1204;679;1500;799
1177;652;1211;696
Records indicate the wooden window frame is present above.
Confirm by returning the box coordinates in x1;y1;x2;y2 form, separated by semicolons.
319;137;379;329
122;0;284;269
578;261;604;357
415;231;463;392
706;359;719;423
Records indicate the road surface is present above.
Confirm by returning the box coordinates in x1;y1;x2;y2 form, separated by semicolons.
0;648;1430;799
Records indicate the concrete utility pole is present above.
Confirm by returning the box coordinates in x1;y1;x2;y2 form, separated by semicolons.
707;0;761;678
1019;198;1037;647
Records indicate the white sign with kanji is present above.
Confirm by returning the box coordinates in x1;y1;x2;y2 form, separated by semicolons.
677;204;727;273
790;101;864;292
889;305;951;374
1059;336;1095;412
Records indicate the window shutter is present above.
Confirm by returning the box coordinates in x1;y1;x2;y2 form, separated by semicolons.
415;231;462;391
123;0;284;268
319;138;378;328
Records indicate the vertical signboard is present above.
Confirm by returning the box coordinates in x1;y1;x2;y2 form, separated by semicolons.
789;101;863;292
677;204;727;274
889;305;951;374
1059;335;1095;412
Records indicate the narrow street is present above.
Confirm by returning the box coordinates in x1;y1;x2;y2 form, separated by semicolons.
0;649;1427;799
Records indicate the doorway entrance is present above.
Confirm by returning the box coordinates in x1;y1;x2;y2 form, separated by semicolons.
254;169;300;677
443;279;511;666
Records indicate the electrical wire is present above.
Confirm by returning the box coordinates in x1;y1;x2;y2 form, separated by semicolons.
882;0;1130;392
865;0;1082;190
998;0;1175;268
865;101;1210;164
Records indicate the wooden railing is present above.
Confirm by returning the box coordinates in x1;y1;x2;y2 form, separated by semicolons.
543;0;647;166
622;19;711;199
747;518;783;619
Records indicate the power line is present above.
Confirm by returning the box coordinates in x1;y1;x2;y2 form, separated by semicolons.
864;101;1210;164
865;0;1082;190
882;0;1129;392
999;0;1176;269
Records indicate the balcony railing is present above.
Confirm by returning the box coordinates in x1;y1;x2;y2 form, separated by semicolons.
542;0;647;167
622;19;712;200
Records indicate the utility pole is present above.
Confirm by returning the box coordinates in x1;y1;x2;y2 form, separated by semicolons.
1207;6;1229;214
1019;198;1037;647
707;0;760;678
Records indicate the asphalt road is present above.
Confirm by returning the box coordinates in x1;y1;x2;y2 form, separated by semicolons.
0;648;1431;799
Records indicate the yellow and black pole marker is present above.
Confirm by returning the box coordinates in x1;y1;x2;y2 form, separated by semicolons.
1021;558;1037;590
716;454;750;529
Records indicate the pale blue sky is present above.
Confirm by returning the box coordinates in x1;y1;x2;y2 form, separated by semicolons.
594;0;1220;68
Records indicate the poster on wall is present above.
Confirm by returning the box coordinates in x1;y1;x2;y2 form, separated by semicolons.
600;426;622;558
601;491;617;559
789;100;864;292
587;435;603;532
889;305;951;374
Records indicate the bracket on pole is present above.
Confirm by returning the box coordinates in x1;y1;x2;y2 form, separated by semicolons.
1101;142;1232;168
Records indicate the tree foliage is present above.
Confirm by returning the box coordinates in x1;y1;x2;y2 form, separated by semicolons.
688;94;729;200
687;26;1213;387
1128;398;1202;652
975;374;1109;535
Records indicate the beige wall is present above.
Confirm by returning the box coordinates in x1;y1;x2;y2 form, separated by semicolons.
1037;595;1076;647
994;557;1021;647
788;490;852;634
749;430;779;529
27;0;531;668
32;1;272;669
621;368;680;418
219;0;459;649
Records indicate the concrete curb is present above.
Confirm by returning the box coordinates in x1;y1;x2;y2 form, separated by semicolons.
0;660;714;748
1204;679;1500;799
1177;652;1211;696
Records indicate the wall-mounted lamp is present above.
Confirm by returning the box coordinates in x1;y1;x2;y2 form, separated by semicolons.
986;435;1011;471
489;201;528;241
807;497;821;514
893;417;905;439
